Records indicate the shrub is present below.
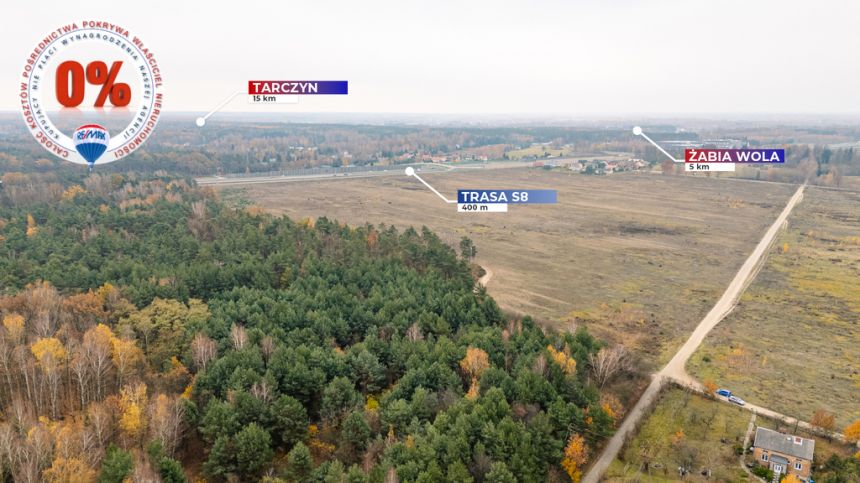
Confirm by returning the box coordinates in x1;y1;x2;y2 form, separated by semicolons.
752;465;773;480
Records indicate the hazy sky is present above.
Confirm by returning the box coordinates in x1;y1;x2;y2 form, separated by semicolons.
5;0;860;115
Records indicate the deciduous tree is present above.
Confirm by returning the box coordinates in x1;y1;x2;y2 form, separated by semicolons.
811;409;836;434
191;333;217;372
561;434;588;483
842;418;860;443
588;345;630;389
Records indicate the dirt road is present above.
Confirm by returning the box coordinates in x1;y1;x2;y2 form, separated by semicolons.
583;185;806;483
478;266;493;287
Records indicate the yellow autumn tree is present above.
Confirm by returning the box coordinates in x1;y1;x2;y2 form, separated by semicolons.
561;434;588;482
61;185;86;202
111;337;144;389
844;418;860;443
119;383;148;442
42;457;97;483
547;344;577;375
460;347;490;379
307;424;335;460
782;475;802;483
600;393;624;425
31;337;67;368
460;347;490;398
26;214;38;237
3;313;25;342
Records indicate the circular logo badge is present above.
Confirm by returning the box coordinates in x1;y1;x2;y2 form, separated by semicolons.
20;21;163;167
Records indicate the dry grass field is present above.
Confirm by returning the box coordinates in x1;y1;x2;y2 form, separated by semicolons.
224;169;795;371
689;187;860;428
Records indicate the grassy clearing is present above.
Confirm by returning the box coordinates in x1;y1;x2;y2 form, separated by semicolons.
605;388;751;482
689;187;860;428
232;170;795;378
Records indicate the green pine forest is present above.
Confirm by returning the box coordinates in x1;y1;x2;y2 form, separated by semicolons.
0;172;615;482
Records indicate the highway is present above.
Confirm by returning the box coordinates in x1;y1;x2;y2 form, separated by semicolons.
195;161;532;187
583;184;806;483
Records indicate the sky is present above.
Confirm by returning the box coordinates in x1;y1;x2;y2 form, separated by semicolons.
5;0;860;115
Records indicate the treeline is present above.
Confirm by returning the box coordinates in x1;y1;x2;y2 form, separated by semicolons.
730;145;859;186
0;173;620;481
0;120;628;176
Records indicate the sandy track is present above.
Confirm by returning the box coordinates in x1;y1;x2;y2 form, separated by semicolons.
583;185;806;483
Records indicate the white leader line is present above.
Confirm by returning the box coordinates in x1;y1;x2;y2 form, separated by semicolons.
404;167;457;203
632;126;682;163
196;91;243;127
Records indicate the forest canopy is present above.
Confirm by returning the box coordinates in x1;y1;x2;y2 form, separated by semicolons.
0;173;615;482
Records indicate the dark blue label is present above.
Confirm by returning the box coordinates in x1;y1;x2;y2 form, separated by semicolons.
685;149;785;163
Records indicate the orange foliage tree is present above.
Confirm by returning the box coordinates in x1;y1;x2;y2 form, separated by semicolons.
561;434;588;482
460;347;490;399
547;344;577;375
810;409;836;433
703;379;718;396
843;418;860;443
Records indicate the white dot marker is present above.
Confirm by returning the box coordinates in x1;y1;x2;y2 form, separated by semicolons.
632;126;642;136
404;166;415;176
195;117;206;127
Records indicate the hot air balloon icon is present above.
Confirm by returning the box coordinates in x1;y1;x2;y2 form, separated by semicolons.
73;124;109;168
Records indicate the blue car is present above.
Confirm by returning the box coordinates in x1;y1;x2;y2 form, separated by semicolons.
716;389;732;398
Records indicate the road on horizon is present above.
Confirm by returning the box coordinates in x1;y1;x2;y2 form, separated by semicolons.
195;161;533;187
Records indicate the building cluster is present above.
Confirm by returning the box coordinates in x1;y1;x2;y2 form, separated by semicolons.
663;139;747;149
533;158;648;174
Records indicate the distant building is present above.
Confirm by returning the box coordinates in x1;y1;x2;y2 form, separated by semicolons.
663;139;746;149
567;161;583;172
752;427;814;482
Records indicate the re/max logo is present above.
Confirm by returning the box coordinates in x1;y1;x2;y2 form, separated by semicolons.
76;130;106;140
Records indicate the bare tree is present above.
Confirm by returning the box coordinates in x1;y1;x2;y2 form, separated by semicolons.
14;347;36;413
69;345;91;410
405;323;423;342
87;400;116;450
251;380;272;403
15;424;51;483
0;423;15;477
82;325;113;401
25;282;62;339
191;333;217;371
149;394;185;457
40;352;63;419
589;345;631;389
8;395;35;431
0;337;16;406
260;335;275;361
230;324;247;351
188;201;211;240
